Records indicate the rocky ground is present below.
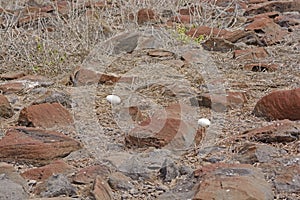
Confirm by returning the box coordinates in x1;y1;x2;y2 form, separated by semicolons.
0;0;300;200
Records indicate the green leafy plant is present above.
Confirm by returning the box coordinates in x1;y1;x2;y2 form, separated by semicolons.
32;65;40;72
194;34;205;43
175;24;191;43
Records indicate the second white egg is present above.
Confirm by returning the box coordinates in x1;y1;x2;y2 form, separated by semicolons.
198;118;211;127
106;95;121;104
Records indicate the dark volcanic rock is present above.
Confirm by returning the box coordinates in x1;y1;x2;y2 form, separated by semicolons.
194;163;274;200
244;63;278;72
38;174;77;198
245;1;300;16
0;94;13;118
113;33;139;54
245;17;288;45
233;47;269;60
115;149;176;180
0;162;29;200
33;90;73;108
159;157;179;182
240;119;300;143
236;143;286;164
191;91;248;112
0;174;29;200
108;172;134;191
273;163;300;193
73;165;111;184
202;37;238;52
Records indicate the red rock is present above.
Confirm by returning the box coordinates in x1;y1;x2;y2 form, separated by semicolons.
73;165;111;184
193;91;248;112
40;4;56;13
92;176;113;200
73;68;122;86
181;49;203;63
253;88;300;120
0;76;53;94
85;1;107;10
73;68;99;86
0;17;4;28
56;1;72;16
0;127;82;166
18;12;51;26
15;5;51;23
18;74;51;82
245;1;300;16
233;47;268;60
169;15;191;24
125;103;203;148
240;119;300;143
21;160;74;181
118;106;146;124
186;26;229;39
0;82;25;94
199;0;244;7
178;5;200;15
147;49;175;57
245;17;288;45
186;26;248;43
98;73;121;84
0;71;26;80
0;94;13;118
160;59;185;68
247;11;280;22
18;103;74;128
137;8;157;24
275;14;300;28
248;0;268;4
193;163;274;200
244;63;278;72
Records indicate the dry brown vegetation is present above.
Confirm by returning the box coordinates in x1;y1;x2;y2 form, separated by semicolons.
0;0;300;199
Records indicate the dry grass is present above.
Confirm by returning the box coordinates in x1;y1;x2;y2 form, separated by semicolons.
0;0;246;77
1;1;300;199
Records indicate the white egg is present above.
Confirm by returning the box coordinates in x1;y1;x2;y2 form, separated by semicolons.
198;118;211;127
106;95;121;104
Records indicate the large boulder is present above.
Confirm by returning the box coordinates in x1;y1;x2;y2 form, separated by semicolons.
253;88;300;120
0;127;82;166
193;163;274;200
